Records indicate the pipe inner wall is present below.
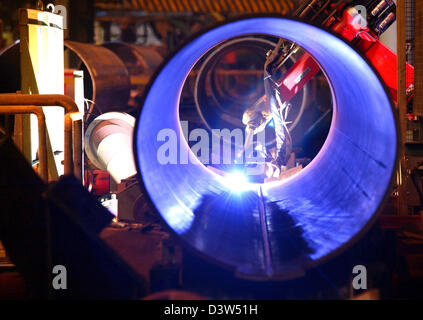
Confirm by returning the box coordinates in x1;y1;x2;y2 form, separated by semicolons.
134;18;397;279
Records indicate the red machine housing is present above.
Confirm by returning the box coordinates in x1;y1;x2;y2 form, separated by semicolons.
275;6;414;106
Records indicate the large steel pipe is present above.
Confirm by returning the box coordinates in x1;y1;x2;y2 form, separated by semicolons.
134;18;398;279
0;41;131;113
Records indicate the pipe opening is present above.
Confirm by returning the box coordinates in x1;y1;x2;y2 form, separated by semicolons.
179;34;333;181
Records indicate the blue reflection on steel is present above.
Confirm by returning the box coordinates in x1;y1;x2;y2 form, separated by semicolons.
134;17;397;279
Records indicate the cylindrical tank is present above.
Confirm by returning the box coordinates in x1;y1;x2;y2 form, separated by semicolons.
134;18;398;280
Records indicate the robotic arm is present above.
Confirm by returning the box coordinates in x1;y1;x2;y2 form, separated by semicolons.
242;0;414;177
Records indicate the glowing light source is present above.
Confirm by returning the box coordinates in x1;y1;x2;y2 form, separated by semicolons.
223;171;251;193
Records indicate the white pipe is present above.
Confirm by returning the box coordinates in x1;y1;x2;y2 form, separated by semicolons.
85;112;136;183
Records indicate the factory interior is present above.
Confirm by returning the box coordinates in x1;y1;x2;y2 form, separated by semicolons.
0;0;422;301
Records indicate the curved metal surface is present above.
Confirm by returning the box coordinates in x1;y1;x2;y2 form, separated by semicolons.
136;17;397;280
194;37;274;130
101;42;163;108
102;42;163;79
64;41;131;113
193;36;309;144
0;41;131;114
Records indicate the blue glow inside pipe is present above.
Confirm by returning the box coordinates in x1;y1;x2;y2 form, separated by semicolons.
134;17;397;279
